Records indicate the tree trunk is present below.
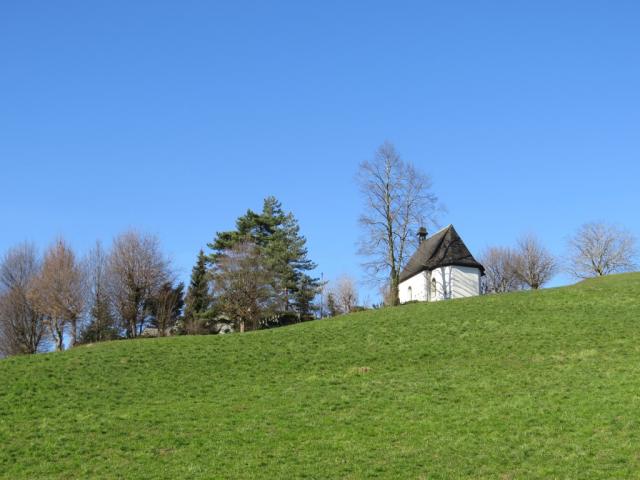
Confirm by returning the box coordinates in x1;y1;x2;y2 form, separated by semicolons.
389;268;400;306
70;317;77;347
51;322;64;351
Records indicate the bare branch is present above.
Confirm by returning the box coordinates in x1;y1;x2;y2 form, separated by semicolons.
512;234;557;290
566;222;637;278
107;230;173;338
0;243;46;356
356;141;440;305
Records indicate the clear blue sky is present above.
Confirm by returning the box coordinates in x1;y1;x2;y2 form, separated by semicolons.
2;1;639;301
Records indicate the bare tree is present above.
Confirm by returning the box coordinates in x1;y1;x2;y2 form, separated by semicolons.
80;241;118;343
0;288;46;356
567;221;638;278
107;231;172;338
29;238;85;350
357;141;440;306
212;242;275;332
331;275;359;314
513;234;557;290
0;243;46;356
147;282;184;336
479;247;522;294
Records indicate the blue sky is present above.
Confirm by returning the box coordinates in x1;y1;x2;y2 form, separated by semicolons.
2;1;639;301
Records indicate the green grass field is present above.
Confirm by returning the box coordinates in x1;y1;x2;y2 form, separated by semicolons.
2;273;640;479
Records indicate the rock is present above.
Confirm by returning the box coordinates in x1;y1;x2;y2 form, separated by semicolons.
212;322;234;335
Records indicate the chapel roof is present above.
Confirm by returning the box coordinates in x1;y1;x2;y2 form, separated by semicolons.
399;224;484;282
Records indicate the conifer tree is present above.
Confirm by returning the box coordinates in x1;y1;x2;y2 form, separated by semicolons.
326;293;340;317
80;286;118;343
293;275;318;320
208;196;319;316
184;250;212;325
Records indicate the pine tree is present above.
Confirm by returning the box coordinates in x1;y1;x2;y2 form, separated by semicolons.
326;293;340;317
208;197;319;316
79;276;120;343
184;250;212;326
293;274;319;320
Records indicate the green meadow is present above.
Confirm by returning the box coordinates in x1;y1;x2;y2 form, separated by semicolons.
2;273;640;479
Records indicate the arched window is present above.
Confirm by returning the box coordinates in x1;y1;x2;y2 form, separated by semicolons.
431;278;437;300
408;286;412;301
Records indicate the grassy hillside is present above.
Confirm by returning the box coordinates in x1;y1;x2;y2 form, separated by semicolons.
2;274;640;479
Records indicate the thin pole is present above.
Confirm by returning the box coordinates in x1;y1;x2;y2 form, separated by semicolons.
320;272;324;318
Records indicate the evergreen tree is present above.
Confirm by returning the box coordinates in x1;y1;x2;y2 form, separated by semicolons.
208;197;319;315
184;250;212;326
79;282;119;343
326;292;340;317
293;275;318;320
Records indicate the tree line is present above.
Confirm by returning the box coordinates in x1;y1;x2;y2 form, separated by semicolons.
0;139;449;357
480;222;638;294
0;196;322;357
2;141;638;357
0;232;181;356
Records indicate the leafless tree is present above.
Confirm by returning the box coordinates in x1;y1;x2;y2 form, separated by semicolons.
80;241;118;343
29;238;85;350
147;282;184;336
0;243;46;356
212;242;275;332
107;230;172;338
479;247;522;293
357;141;440;306
566;221;638;278
513;234;557;290
0;288;46;356
331;275;359;314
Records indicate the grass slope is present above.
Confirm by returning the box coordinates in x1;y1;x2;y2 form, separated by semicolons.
2;274;640;479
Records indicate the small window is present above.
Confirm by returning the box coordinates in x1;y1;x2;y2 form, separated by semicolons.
408;286;412;301
431;278;437;299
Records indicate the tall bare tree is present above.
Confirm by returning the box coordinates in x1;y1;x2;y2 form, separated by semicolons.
357;141;439;305
29;238;85;350
107;231;172;338
513;234;557;290
80;241;118;343
212;242;275;333
479;247;522;294
0;243;46;356
567;221;638;278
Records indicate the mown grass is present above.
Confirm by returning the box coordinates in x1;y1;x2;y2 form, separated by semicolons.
2;273;640;479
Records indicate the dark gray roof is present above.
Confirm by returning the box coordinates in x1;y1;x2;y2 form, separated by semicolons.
399;225;484;282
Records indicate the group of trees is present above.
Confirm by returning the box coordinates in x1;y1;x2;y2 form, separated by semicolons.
0;232;180;357
187;196;320;333
481;222;638;294
0;197;322;357
323;275;360;317
0;196;323;358
480;235;557;293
